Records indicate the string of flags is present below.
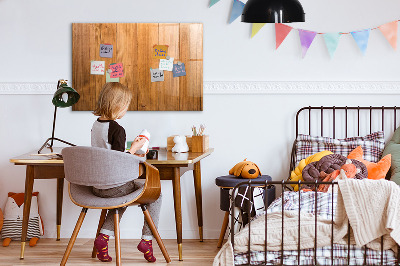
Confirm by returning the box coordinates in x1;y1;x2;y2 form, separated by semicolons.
209;0;399;58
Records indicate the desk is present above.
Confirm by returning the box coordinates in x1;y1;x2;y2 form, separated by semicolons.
10;147;213;261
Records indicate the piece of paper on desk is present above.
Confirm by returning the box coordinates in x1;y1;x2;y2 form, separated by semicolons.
150;68;164;82
159;57;174;71
91;61;105;75
100;44;113;58
106;72;120;82
172;63;186;77
153;45;169;59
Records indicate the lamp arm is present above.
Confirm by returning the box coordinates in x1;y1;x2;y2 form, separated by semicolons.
50;105;57;148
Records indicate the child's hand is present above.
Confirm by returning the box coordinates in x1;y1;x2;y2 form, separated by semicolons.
129;137;147;155
134;149;149;157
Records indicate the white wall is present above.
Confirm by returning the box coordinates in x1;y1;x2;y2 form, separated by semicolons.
1;0;400;240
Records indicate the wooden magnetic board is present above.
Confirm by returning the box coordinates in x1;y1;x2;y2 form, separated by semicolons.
72;23;203;111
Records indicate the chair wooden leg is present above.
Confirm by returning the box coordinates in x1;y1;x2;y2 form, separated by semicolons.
60;208;88;266
114;210;121;266
141;205;171;263
217;211;230;248
91;209;108;258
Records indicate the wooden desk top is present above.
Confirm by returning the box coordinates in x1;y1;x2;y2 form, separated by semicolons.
10;147;214;166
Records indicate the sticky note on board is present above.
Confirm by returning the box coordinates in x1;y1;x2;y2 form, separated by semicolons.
109;63;124;78
172;63;186;77
100;44;113;58
150;68;164;82
159;57;174;71
153;45;169;59
106;72;120;82
91;61;105;75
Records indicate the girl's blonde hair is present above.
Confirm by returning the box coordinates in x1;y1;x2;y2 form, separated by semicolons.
93;82;132;120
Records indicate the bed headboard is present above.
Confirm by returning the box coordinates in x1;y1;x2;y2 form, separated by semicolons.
290;106;400;179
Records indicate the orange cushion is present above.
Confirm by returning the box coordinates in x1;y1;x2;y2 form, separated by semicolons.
347;146;391;180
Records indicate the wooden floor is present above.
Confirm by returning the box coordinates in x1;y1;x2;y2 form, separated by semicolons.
0;239;221;265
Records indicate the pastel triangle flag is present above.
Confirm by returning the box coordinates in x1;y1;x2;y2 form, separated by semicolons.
209;0;220;7
251;23;266;38
275;23;293;49
323;33;341;58
298;29;317;58
229;0;245;24
351;29;370;55
378;21;398;50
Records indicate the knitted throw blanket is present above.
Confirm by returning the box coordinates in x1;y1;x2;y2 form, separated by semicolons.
335;178;399;251
214;179;400;266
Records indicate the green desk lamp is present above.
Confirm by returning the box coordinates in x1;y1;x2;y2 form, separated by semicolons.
38;79;80;154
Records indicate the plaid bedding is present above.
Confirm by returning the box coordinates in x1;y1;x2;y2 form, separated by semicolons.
234;191;397;265
294;131;385;166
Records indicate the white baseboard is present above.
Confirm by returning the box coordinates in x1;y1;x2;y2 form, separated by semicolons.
1;81;400;95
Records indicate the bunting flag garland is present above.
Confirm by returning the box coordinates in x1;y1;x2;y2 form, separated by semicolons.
298;29;317;58
323;33;341;58
378;21;398;50
275;23;293;49
251;23;266;38
209;0;220;8
351;29;370;55
229;0;245;24
208;5;400;57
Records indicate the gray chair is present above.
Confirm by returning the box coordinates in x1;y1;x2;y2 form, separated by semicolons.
60;146;171;265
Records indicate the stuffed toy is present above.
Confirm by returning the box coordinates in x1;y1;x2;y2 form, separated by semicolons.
229;159;261;179
1;192;44;247
348;146;391;180
289;150;333;191
172;135;189;153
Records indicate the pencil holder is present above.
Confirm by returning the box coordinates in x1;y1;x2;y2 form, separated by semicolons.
191;135;209;153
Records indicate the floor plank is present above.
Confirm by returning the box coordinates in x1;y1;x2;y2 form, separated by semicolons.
0;239;221;265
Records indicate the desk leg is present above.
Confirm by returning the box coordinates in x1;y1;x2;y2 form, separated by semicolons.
172;167;183;261
193;161;203;242
20;165;35;259
56;178;64;241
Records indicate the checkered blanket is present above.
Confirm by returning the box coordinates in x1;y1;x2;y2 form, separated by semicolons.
234;191;397;265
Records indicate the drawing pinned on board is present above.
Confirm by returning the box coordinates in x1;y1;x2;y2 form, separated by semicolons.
150;68;164;82
106;72;120;82
153;45;169;59
173;63;186;78
100;44;113;58
109;63;124;78
159;57;174;71
90;61;105;75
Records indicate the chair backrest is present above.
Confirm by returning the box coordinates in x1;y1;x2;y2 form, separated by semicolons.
62;146;145;187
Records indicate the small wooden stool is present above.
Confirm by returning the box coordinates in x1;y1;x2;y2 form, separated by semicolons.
215;175;275;248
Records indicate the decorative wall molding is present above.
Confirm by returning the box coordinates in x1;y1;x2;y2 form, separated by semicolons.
1;81;400;95
204;81;400;94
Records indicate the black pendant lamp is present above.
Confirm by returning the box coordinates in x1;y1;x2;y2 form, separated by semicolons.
242;0;305;23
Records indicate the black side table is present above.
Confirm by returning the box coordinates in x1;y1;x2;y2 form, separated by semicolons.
215;175;275;248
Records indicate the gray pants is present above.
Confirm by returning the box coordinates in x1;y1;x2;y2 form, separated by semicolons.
92;180;162;240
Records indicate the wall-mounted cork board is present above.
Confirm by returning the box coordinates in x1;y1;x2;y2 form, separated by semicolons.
72;23;203;111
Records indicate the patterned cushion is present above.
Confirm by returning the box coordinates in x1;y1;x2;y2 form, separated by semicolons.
295;131;385;166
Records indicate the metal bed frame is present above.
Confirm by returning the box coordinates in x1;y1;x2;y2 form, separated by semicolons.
230;106;400;266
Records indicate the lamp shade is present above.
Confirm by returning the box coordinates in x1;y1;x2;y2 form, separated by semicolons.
241;0;305;23
52;84;80;108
